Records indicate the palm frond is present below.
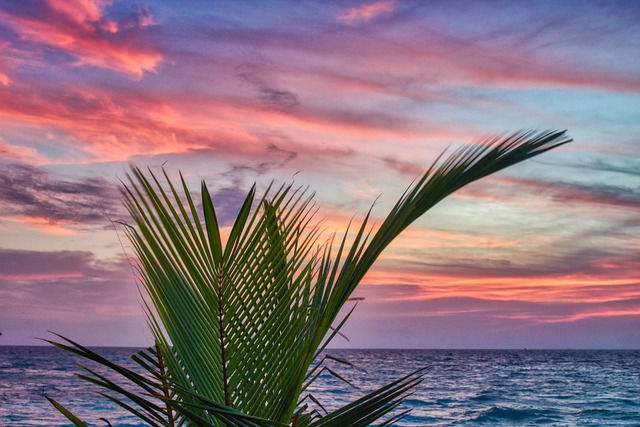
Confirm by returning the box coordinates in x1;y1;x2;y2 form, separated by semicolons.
307;368;426;427
49;129;570;426
45;396;91;427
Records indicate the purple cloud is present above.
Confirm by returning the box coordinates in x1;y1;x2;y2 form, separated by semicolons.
0;161;121;226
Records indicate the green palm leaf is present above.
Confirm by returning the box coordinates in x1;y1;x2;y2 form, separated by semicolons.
49;129;570;426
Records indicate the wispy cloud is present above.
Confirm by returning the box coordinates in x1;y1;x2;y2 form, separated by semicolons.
337;1;395;25
235;63;300;112
545;157;640;178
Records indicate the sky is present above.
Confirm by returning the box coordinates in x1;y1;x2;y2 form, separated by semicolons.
0;0;638;349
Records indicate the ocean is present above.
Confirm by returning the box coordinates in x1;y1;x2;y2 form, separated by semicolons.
1;346;639;426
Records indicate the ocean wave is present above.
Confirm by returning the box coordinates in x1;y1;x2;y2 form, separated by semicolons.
472;406;560;423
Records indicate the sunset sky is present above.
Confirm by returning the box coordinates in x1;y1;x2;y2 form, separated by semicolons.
0;0;638;349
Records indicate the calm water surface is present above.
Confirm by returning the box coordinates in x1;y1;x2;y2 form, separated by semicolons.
1;347;639;426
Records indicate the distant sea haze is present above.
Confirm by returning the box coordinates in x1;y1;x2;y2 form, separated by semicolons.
1;347;639;426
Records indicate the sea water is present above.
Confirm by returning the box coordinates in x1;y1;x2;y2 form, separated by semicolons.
1;346;639;426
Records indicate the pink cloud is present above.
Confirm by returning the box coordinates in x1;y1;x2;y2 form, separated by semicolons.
0;70;9;86
0;0;162;77
0;83;207;162
47;0;106;26
337;0;394;25
0;140;49;164
0;41;13;86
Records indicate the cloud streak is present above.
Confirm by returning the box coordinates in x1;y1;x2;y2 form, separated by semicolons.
0;161;120;228
235;63;300;112
458;175;640;213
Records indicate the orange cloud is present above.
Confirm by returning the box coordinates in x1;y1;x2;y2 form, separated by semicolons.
391;227;521;250
12;217;79;235
337;0;394;24
360;271;639;304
